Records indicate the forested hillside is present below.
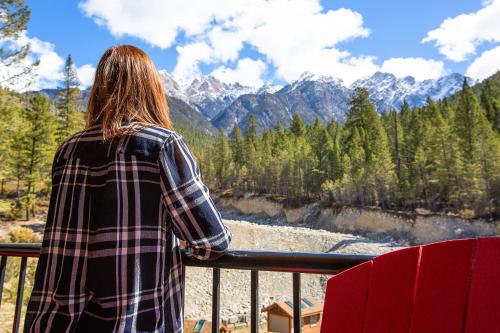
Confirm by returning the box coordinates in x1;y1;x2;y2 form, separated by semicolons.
1;66;499;220
200;77;500;218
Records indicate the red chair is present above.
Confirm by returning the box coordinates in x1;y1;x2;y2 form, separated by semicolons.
320;237;500;333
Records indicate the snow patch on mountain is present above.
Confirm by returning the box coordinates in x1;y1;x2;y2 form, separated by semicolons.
351;71;472;111
158;71;270;120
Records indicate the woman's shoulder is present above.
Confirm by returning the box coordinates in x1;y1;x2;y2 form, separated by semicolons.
53;125;102;161
133;122;183;145
55;123;183;162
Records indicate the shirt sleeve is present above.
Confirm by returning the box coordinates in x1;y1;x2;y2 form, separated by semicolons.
158;133;232;260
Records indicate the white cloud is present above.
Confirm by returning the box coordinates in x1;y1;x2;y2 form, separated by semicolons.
0;32;94;91
422;0;500;62
172;42;212;83
380;57;446;81
79;0;378;85
79;0;248;49
466;46;500;81
76;64;96;88
211;58;266;87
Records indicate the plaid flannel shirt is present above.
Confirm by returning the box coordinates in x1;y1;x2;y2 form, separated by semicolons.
24;122;232;333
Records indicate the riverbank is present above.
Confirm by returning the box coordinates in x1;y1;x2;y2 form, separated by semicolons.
213;192;499;245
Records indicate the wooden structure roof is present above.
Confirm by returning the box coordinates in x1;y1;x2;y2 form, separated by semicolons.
262;296;323;318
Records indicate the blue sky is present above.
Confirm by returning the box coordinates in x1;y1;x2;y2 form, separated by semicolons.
7;0;500;90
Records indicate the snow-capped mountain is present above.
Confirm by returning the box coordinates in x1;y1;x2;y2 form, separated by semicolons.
256;83;283;95
212;72;351;134
212;71;468;134
185;76;257;120
157;71;260;120
157;70;468;135
351;72;470;112
157;70;186;101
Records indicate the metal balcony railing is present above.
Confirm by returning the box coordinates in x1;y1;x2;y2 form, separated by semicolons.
0;243;374;333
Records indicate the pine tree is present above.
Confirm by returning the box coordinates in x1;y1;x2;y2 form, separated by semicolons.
17;94;56;220
474;112;500;216
480;79;500;132
400;106;429;207
382;109;406;198
325;120;343;182
271;120;286;155
229;125;245;186
455;78;482;162
310;117;332;192
214;130;231;189
0;89;20;194
245;115;259;144
243;115;260;190
290;113;306;137
424;111;462;209
343;87;396;206
0;0;35;84
56;54;84;144
260;128;276;192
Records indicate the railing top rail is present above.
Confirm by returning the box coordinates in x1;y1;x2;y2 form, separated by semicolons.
183;249;374;274
0;242;374;274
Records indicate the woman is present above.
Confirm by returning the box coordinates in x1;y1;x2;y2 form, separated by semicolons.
24;45;232;333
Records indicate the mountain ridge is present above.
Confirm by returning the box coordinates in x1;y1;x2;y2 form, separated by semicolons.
210;71;471;134
41;70;475;135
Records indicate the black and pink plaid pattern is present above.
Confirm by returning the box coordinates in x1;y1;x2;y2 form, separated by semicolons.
24;122;232;333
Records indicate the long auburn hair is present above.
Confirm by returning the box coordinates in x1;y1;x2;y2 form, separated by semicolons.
86;45;173;139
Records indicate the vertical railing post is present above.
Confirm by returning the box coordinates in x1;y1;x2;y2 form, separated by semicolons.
0;256;7;308
13;257;27;333
212;268;220;333
293;273;301;333
250;270;259;333
181;264;186;320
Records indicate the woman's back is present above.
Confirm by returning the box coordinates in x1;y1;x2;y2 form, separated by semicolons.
24;122;232;333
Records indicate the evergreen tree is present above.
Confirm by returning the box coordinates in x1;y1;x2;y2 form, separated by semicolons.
271;120;286;155
400;106;428;206
325;120;343;182
243;115;260;190
383;109;407;201
424;112;462;209
455;79;482;161
214;130;232;189
229;125;245;186
56;54;84;144
310;117;332;191
0;89;22;194
0;0;35;84
343;88;396;206
260;128;276;192
474;114;500;216
245;115;259;144
480;79;500;132
290;113;306;137
17;94;56;219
